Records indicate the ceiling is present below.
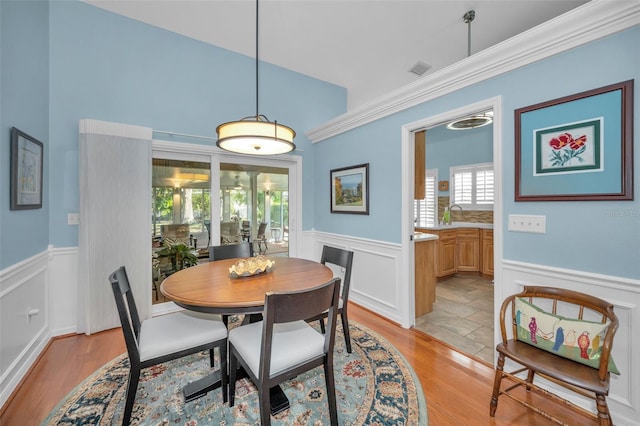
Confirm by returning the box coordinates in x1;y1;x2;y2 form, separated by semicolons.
84;0;589;111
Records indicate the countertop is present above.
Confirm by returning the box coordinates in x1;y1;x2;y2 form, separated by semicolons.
419;221;493;231
414;232;439;242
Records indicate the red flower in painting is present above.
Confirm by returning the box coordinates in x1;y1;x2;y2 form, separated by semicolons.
549;133;572;150
569;134;587;150
547;132;588;167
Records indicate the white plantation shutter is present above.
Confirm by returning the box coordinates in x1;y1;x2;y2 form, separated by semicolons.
476;168;494;204
451;163;493;210
454;171;473;204
414;169;437;227
425;172;436;226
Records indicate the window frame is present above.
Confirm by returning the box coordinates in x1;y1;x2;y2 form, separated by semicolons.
450;162;494;211
414;168;438;228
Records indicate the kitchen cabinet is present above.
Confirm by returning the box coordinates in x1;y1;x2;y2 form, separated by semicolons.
418;226;490;279
456;228;480;272
414;130;425;199
434;229;457;278
415;238;436;316
481;229;494;278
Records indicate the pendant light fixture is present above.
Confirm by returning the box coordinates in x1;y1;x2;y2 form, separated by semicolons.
216;0;296;155
446;111;493;130
447;11;493;131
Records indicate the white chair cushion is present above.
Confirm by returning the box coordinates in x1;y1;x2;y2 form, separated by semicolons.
139;311;227;362
229;320;325;377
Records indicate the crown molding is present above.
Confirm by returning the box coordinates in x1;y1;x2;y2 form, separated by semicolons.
307;0;640;143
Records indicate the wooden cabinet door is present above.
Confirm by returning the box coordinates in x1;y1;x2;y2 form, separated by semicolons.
457;229;480;272
415;240;436;316
481;229;494;277
436;231;457;277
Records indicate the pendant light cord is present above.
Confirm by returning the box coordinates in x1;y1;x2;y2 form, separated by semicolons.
255;0;259;118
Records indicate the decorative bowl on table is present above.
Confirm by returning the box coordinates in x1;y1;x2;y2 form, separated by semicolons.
229;255;275;278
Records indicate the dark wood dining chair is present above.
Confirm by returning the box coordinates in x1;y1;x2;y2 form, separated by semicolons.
228;278;341;426
307;245;355;353
109;266;228;425
209;241;253;261
209;242;253;325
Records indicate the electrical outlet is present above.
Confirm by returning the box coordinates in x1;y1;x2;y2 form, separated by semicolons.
508;214;546;234
67;213;80;225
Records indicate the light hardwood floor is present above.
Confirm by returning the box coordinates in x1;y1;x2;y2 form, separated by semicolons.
1;303;598;425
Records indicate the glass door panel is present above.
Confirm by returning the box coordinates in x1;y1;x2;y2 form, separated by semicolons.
220;163;289;257
152;158;211;304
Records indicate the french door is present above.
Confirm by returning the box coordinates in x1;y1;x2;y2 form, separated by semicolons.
151;141;300;312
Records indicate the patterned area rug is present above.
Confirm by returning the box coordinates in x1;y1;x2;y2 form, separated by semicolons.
43;322;427;425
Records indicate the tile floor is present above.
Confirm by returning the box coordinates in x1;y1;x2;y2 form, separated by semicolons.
415;274;496;364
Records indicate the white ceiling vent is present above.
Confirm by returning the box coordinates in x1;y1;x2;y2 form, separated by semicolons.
409;61;432;76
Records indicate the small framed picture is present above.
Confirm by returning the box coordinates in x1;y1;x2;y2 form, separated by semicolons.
330;163;369;214
10;127;43;210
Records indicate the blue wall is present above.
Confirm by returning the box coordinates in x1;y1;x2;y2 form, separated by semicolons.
0;0;345;269
314;27;639;279
0;1;50;268
426;122;493;195
45;1;345;250
1;1;638;281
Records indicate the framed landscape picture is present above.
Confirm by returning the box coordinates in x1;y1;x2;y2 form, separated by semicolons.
515;80;633;201
330;163;369;214
10;127;43;210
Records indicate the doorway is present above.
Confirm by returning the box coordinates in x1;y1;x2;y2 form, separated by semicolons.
401;96;503;359
412;115;495;362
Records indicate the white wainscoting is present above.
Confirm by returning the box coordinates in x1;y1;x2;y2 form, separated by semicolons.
48;247;79;336
304;231;404;324
0;249;51;408
502;260;640;426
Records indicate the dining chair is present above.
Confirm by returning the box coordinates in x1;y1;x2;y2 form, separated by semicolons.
255;222;268;254
228;278;341;426
241;220;251;242
209;242;254;326
308;245;355;353
109;266;228;425
209;241;253;261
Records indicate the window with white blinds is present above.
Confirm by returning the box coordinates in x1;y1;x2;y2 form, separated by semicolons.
450;163;493;210
414;169;437;227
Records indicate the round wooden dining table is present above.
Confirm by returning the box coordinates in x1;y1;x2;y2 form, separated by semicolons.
160;257;334;315
160;256;334;408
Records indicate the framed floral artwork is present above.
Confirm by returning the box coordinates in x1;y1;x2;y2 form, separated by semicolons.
330;163;369;214
515;80;633;201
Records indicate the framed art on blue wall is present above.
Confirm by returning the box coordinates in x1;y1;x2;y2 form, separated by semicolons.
331;163;369;214
10;127;43;210
515;80;633;201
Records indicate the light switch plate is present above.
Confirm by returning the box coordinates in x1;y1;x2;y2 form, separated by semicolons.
67;213;80;225
508;214;546;234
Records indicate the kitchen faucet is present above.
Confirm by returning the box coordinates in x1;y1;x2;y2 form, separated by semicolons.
444;204;463;225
